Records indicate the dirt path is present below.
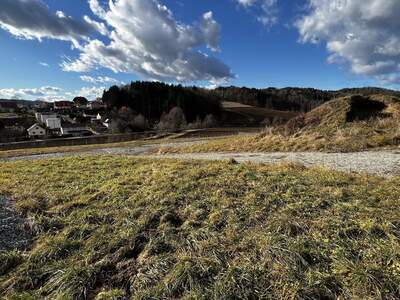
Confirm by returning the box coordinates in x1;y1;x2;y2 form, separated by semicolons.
2;141;400;177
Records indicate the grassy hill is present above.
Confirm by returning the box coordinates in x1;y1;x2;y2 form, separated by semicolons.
0;156;399;299
173;94;400;153
221;101;298;126
212;86;400;112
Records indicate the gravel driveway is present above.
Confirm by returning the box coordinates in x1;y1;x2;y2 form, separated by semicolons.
2;141;400;177
151;151;400;177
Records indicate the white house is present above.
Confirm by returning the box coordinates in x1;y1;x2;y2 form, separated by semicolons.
36;113;58;125
27;123;46;138
46;118;61;129
87;100;105;109
103;118;112;129
83;112;97;121
60;123;90;136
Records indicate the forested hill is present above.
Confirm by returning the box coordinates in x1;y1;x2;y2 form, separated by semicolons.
102;81;221;123
102;82;400;118
211;86;400;112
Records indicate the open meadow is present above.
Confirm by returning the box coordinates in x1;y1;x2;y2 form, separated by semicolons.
0;156;399;299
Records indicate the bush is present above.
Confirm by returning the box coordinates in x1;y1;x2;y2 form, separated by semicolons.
157;107;187;131
202;114;218;128
284;113;306;136
132;114;149;131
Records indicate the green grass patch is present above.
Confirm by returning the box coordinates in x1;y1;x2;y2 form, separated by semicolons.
0;156;399;299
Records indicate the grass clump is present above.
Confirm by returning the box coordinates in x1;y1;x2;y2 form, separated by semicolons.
0;156;399;299
0;251;23;277
165;94;400;153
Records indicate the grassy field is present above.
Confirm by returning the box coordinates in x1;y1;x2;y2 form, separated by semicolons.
0;156;399;299
0;133;229;160
222;101;299;120
167;95;400;153
0;139;162;160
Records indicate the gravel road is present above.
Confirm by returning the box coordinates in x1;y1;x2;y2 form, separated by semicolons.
0;196;31;251
151;151;400;177
2;141;400;177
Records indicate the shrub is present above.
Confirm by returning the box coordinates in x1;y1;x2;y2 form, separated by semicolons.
284;113;306;136
202;114;218;128
156;107;187;131
131;114;149;131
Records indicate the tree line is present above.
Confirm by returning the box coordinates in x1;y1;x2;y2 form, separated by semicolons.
100;81;400;133
102;81;221;123
210;86;400;112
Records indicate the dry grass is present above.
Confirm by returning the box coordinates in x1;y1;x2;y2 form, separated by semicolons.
165;95;400;153
0;156;399;299
0;139;169;160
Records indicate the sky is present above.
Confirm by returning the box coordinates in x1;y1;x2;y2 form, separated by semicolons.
0;0;399;101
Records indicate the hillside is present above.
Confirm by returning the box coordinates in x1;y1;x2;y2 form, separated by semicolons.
0;99;48;107
171;94;400;153
1;156;399;299
220;101;299;126
212;86;400;113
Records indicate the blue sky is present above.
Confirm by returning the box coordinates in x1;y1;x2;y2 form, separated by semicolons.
0;0;398;100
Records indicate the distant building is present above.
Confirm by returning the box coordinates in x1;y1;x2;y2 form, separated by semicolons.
87;100;105;110
54;101;74;110
83;111;98;121
60;123;91;137
46;118;61;129
103;118;112;129
36;113;58;125
33;101;50;109
27;123;46;139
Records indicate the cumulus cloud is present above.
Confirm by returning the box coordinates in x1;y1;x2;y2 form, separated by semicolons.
0;0;94;45
236;0;279;28
75;86;105;99
62;0;233;84
297;0;400;84
80;75;121;84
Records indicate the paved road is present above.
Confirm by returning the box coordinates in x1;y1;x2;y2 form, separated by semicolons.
2;141;400;177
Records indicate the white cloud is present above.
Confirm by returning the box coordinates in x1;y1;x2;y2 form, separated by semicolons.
39;62;49;67
62;0;233;84
236;0;279;28
0;86;62;100
0;0;233;85
88;0;107;19
297;0;400;84
0;0;94;45
0;85;102;101
377;74;400;85
75;86;105;99
80;75;121;84
83;15;109;36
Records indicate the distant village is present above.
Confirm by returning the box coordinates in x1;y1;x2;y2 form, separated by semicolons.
0;98;111;143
